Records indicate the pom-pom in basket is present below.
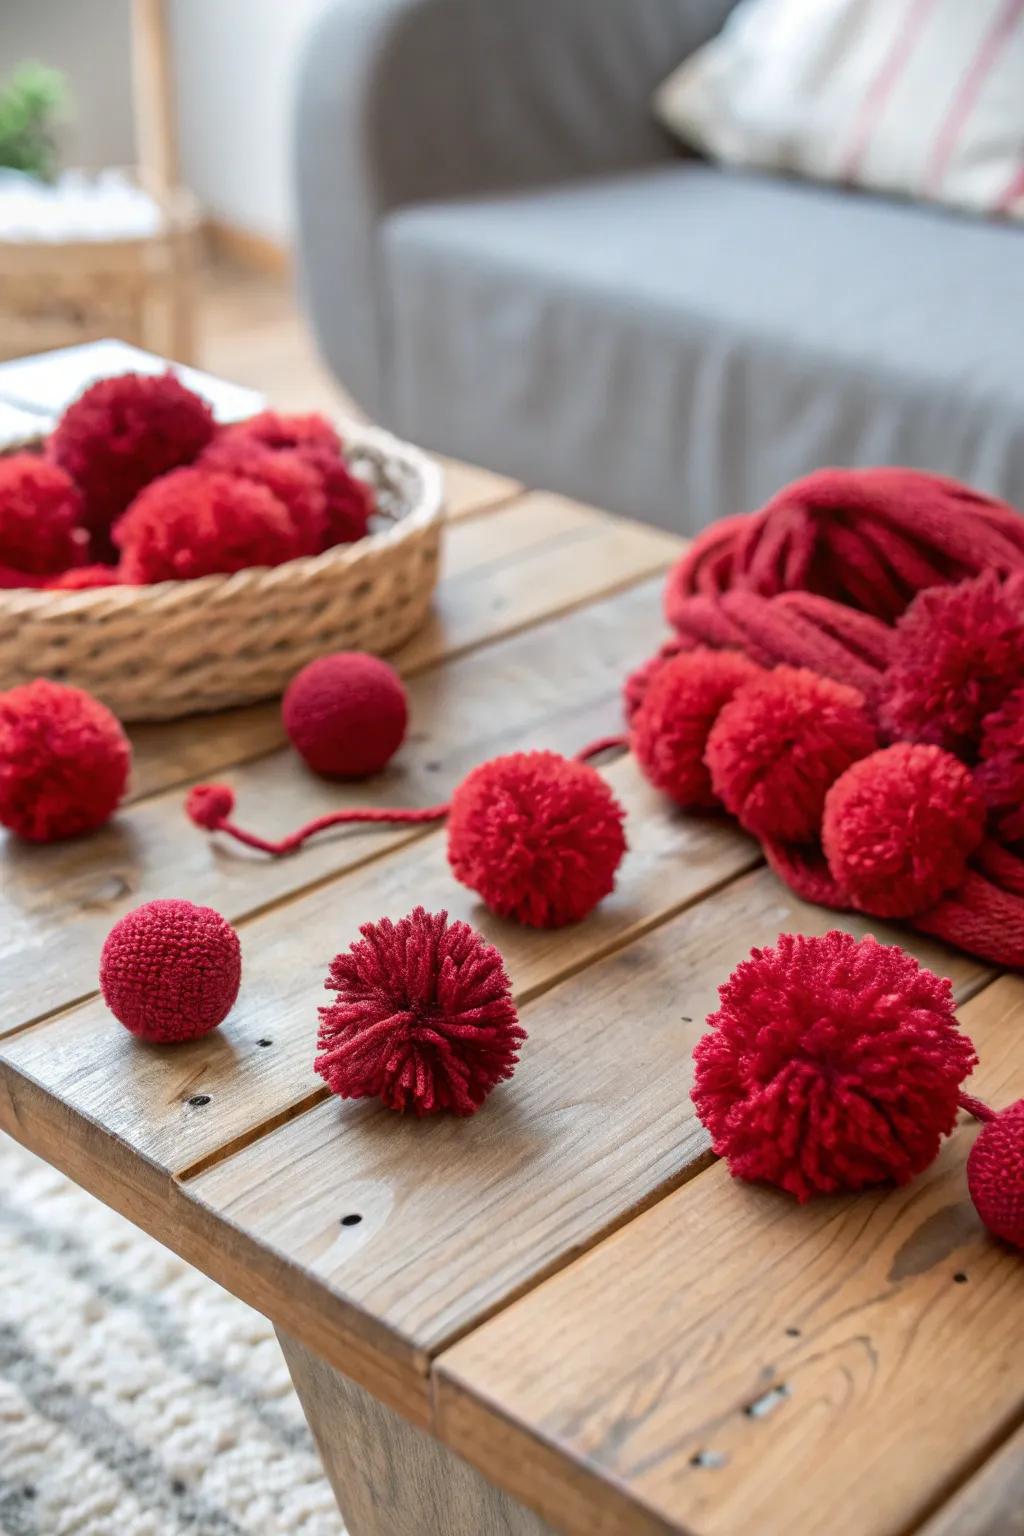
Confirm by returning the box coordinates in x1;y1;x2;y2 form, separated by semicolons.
0;421;444;721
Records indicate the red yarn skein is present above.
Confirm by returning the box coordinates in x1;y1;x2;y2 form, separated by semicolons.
100;899;241;1043
705;666;877;843
49;371;214;535
315;906;525;1114
0;679;130;841
283;652;408;778
977;687;1024;843
0;455;87;581
115;468;302;582
631;648;762;807
448;751;627;927
966;1099;1024;1249
692;931;977;1201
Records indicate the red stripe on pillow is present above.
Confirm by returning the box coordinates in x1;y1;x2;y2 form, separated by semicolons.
996;161;1024;213
841;0;939;182
925;0;1024;196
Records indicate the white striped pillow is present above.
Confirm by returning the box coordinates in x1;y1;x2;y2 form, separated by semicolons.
655;0;1024;221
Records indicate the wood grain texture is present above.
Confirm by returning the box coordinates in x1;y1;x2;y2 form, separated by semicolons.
440;459;521;521
277;1330;555;1535
0;753;757;1179
917;1420;1024;1536
437;976;1024;1536
0;575;668;1036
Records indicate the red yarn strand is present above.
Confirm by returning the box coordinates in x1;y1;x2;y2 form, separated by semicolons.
187;783;449;856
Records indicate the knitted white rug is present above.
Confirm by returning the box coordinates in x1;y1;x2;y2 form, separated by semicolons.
0;1136;345;1536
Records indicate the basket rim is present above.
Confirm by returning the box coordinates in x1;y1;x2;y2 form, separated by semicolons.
0;416;445;614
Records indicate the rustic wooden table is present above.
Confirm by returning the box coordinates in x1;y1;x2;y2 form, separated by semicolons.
0;355;1022;1536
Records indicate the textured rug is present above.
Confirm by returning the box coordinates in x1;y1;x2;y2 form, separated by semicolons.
0;1135;345;1536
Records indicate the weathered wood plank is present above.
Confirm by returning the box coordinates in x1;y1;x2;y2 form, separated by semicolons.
916;1421;1024;1536
436;976;1024;1536
0;577;668;1035
0;755;758;1178
440;458;521;521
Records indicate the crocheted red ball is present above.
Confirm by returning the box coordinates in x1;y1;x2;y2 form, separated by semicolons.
967;1100;1024;1249
115;468;302;583
692;930;976;1201
448;751;627;927
976;687;1024;843
49;371;214;535
100;899;241;1043
217;411;372;546
199;435;327;554
705;666;877;842
631;648;762;807
282;652;408;778
0;679;130;842
315;906;525;1114
880;573;1024;757
823;743;985;918
46;563;121;591
0;455;87;579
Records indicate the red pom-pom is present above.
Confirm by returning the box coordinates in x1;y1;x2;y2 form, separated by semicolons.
631;648;762;807
880;573;1024;756
0;679;130;841
199;435;327;554
705;666;877;842
447;751;626;927
692;930;976;1201
823;743;985;918
0;455;87;578
282;652;407;778
49;372;214;535
216;411;372;546
622;639;682;724
223;409;341;458
46;563;121;591
967;1100;1024;1249
115;468;302;582
976;686;1024;843
315;906;525;1114
186;782;236;829
100;898;241;1043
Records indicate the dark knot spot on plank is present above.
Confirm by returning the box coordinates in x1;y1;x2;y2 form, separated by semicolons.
340;1213;363;1227
187;1094;212;1108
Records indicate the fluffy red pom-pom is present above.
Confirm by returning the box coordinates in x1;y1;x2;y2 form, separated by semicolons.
631;648;762;807
217;411;372;546
0;455;87;578
0;679;130;841
447;751;626;927
199;435;327;554
880;573;1024;756
115;468;302;582
49;372;214;535
692;930;976;1201
823;743;985;918
283;652;408;778
100;898;241;1043
315;906;524;1114
622;640;682;724
967;1100;1024;1249
705;666;877;842
976;686;1024;843
46;563;121;591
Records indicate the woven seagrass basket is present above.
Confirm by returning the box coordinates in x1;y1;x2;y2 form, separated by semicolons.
0;421;444;721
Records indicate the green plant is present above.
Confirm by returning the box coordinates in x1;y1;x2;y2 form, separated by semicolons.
0;62;69;182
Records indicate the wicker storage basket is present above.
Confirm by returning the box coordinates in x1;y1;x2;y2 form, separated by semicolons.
0;421;444;721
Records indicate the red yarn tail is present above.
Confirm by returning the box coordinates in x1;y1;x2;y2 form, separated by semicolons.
574;734;628;763
186;783;449;857
913;870;1024;969
958;1091;997;1124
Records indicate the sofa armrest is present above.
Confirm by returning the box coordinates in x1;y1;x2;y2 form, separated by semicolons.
293;0;736;415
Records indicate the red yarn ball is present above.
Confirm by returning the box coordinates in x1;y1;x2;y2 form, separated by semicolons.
49;371;214;535
283;652;408;778
447;751;627;928
0;454;87;578
705;666;877;842
823;744;985;918
631;648;762;807
199;435;327;554
217;411;372;546
315;905;525;1114
186;782;236;830
692;930;977;1201
46;563;121;591
976;686;1024;843
115;468;302;582
0;679;130;842
880;573;1024;757
100;899;241;1043
967;1100;1024;1249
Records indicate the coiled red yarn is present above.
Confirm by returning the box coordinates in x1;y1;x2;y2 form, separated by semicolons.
315;906;525;1115
692;931;977;1201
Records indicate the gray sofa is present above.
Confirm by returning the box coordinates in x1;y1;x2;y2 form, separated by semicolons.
293;0;1024;536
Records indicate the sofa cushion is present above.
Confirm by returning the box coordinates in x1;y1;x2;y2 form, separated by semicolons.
382;163;1024;535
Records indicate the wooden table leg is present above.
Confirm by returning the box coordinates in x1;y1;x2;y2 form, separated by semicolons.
276;1330;555;1536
